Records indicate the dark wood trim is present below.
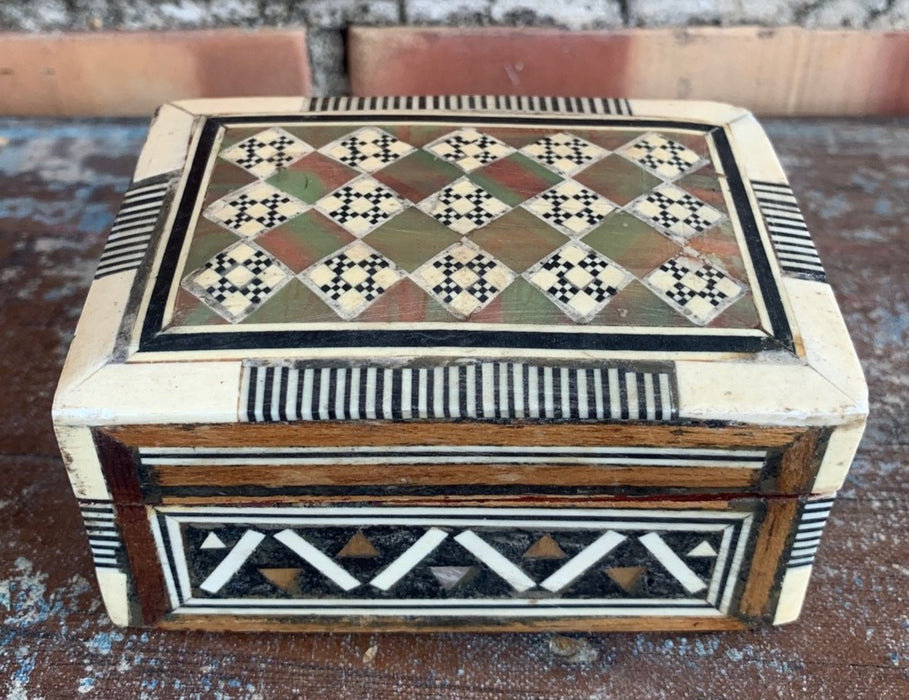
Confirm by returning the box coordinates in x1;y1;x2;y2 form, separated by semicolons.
92;429;171;626
102;422;806;450
738;498;799;620
152;463;759;490
158;615;747;633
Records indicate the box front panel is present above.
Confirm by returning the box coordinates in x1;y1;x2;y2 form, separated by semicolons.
83;424;828;631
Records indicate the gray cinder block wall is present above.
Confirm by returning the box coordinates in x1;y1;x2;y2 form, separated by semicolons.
2;1;906;93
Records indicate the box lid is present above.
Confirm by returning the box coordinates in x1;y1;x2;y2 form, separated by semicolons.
54;97;866;493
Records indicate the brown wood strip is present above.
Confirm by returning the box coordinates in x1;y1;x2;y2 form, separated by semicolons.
158;615;746;633
93;430;170;625
151;463;759;490
738;498;800;620
104;422;805;449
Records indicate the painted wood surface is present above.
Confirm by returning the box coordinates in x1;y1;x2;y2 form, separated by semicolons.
0;119;905;695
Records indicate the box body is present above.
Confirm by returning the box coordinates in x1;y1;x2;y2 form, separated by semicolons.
55;97;866;631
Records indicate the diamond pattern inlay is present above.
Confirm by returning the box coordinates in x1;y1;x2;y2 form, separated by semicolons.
175;122;762;331
619;132;704;180
520;132;608;176
425;128;515;172
315;175;408;237
300;241;405;319
523;180;615;237
183;240;292;322
418;177;511;234
413;239;516;318
629;183;723;241
204;182;308;238
220;127;312;178
643;253;745;325
319;127;415;173
524;242;633;322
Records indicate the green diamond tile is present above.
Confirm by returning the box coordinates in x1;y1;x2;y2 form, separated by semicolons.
590;279;698;327
469;208;567;273
256;210;357;273
355;278;455;323
281;125;365;149
582;211;681;278
267;152;359;204
705;291;762;330
393;123;473;148
362;208;462;272
572;128;649;152
237;278;337;324
675;171;729;213
372;149;463;203
481;127;560;150
181;224;241;275
468;276;568;325
202;158;258;204
467;152;563;206
573;154;661;206
219;126;273;151
169;287;229;327
686;220;749;281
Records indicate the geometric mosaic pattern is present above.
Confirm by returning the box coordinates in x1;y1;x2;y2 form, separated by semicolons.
524;242;633;323
618;132;704;180
413;240;516;318
629;183;724;241
417;178;511;235
425;128;515;172
183;240;292;322
523;180;615;237
204;182;308;238
177;122;760;328
300;241;405;320
153;506;753;617
220;127;312;178
643;253;745;325
519;132;608;176
315;176;408;236
319;127;415;173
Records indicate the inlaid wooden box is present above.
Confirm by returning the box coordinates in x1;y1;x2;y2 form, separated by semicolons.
54;97;867;632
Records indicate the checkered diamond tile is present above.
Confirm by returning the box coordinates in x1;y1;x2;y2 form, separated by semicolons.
522;180;616;237
618;132;704;180
519;132;608;176
300;240;405;320
523;241;633;323
220;127;313;178
629;183;723;241
412;239;516;319
424;128;515;172
183;240;292;322
643;253;745;325
319;127;415;173
204;182;309;238
315;175;408;237
417;177;511;234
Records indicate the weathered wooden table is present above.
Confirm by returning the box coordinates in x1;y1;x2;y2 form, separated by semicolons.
1;118;906;697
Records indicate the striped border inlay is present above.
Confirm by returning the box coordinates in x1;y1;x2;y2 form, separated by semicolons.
95;178;170;279
787;498;834;569
751;180;826;282
241;363;677;422
303;95;632;116
79;500;122;570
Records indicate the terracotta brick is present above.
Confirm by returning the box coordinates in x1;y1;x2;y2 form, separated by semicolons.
348;26;909;116
0;30;311;116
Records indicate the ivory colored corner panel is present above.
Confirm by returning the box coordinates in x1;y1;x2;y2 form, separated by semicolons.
54;96;867;632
